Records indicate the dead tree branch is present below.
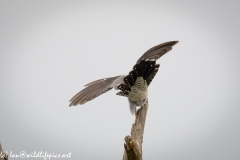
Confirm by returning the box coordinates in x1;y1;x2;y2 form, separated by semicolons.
0;143;8;160
123;102;148;160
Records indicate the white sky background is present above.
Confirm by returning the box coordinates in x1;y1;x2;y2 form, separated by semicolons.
0;0;240;160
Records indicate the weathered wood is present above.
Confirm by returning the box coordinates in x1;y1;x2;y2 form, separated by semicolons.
0;143;8;160
123;102;148;160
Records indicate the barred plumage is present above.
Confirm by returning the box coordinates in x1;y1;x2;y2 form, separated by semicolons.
129;77;148;102
69;41;179;114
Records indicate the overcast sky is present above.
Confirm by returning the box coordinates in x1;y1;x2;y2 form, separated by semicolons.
1;0;240;160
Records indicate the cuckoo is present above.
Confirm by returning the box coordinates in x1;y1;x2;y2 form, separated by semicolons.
69;41;178;114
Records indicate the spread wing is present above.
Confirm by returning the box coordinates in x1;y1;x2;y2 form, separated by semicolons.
69;41;179;106
115;41;178;98
136;41;178;63
69;76;124;106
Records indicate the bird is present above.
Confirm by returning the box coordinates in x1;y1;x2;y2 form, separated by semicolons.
69;41;179;114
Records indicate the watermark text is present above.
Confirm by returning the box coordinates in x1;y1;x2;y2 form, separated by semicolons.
0;151;71;160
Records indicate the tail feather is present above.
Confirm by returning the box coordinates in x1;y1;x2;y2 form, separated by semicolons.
117;83;131;92
116;59;160;98
116;91;129;97
124;75;134;86
146;64;160;86
129;70;138;82
133;60;157;81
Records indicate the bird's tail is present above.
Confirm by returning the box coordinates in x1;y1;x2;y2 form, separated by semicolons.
132;59;160;85
124;59;160;87
116;59;160;97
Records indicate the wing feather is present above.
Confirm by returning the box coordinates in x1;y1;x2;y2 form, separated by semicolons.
136;41;178;63
69;41;179;106
79;82;107;104
69;76;121;106
82;80;113;104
